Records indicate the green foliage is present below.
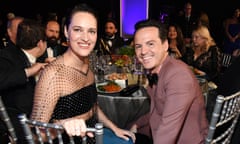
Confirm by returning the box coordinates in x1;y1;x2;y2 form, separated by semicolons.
118;45;135;56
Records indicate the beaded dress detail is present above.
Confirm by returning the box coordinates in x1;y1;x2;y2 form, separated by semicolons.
51;84;97;125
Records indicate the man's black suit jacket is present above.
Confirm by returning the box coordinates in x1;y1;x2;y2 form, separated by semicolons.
0;44;36;143
102;36;125;54
37;44;67;63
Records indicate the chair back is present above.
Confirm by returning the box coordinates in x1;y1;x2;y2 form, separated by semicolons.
221;53;232;68
205;91;240;144
0;96;17;144
18;114;103;144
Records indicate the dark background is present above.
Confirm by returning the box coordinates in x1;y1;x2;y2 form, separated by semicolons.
1;0;239;19
1;0;240;47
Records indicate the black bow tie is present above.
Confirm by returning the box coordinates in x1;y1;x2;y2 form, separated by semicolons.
147;73;158;88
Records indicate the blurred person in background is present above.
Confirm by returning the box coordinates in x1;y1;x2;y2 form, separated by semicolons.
181;25;222;85
0;18;47;143
3;16;24;49
99;18;125;54
167;23;186;59
175;2;197;47
223;8;240;54
37;20;67;63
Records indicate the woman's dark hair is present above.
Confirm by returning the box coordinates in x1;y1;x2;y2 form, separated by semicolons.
64;3;98;30
167;23;186;54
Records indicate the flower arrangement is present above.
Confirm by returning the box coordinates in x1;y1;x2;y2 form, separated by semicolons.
111;55;132;67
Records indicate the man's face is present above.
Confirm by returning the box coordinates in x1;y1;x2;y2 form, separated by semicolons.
45;21;60;47
134;27;168;72
184;3;192;16
104;22;117;38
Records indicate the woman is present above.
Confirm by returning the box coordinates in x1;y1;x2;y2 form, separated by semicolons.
181;25;222;84
167;23;186;59
31;3;135;144
223;8;240;54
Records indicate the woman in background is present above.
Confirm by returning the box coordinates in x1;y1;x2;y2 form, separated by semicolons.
167;23;186;59
181;25;222;84
223;8;240;54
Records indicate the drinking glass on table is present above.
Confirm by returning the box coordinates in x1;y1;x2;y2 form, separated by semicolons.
132;56;145;85
133;56;144;74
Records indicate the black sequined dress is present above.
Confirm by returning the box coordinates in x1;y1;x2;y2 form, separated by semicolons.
51;83;98;144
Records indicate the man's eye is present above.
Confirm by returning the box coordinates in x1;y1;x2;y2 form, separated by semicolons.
135;45;141;49
147;42;154;47
73;28;81;32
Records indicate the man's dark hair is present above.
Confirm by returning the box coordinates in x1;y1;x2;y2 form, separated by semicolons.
134;19;168;42
16;18;46;50
105;18;118;29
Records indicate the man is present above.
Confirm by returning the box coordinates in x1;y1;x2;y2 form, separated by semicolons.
37;20;67;63
100;19;125;54
130;20;208;143
1;16;24;49
0;19;47;143
175;2;197;46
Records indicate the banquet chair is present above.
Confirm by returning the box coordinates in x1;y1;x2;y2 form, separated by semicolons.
205;91;240;144
0;96;18;144
18;114;103;144
221;53;232;68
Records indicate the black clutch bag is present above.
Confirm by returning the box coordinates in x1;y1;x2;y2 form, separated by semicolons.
120;84;140;96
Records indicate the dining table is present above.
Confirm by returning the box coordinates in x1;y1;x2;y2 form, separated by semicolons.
97;86;150;129
93;54;210;130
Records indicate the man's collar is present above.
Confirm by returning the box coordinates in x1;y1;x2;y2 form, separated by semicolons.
21;49;36;65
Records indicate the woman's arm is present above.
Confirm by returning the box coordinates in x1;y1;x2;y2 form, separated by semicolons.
97;105;136;142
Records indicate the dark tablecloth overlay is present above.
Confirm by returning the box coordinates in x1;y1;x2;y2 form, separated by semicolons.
98;86;150;128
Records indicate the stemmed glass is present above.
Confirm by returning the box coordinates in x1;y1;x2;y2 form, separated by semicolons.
94;55;113;83
133;56;143;75
132;56;145;85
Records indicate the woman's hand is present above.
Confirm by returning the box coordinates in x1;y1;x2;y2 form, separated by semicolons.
113;127;136;143
129;124;138;133
62;119;94;138
44;57;56;63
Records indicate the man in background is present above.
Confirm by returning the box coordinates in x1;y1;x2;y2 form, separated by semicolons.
1;16;24;49
37;20;67;63
100;19;125;54
174;2;197;47
0;19;47;143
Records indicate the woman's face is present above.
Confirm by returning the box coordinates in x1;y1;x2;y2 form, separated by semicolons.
234;9;240;18
168;26;177;40
65;12;97;57
192;32;206;47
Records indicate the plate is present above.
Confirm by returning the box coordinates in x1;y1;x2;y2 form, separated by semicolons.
96;81;123;94
104;73;128;81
